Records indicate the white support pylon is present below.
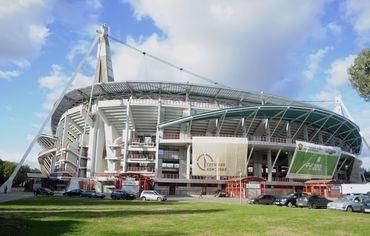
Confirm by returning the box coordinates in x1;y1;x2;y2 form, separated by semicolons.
334;96;370;153
0;34;99;193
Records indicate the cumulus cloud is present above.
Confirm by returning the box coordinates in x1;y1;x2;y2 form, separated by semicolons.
343;0;370;45
0;0;53;81
0;149;40;168
326;21;342;36
112;0;329;95
38;64;94;110
303;46;332;80
0;0;53;60
326;54;355;87
0;70;21;80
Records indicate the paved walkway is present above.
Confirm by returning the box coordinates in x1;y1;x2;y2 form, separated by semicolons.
0;191;34;203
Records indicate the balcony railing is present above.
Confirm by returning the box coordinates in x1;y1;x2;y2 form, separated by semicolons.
130;139;155;147
160;173;179;179
127;167;154;172
264;177;292;182
160;133;293;145
93;172;119;177
127;153;155;160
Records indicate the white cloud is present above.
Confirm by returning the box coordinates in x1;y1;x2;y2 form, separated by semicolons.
0;0;53;80
0;0;52;60
114;0;329;95
38;64;93;110
326;22;342;36
303;46;332;80
326;54;355;87
343;0;370;45
86;0;102;9
0;70;20;80
0;149;39;168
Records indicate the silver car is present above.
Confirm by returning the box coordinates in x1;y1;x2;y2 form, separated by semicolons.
327;195;369;212
140;190;167;201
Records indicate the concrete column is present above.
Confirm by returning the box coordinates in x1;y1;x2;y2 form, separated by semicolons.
318;132;323;144
179;158;187;179
86;121;98;177
122;100;130;173
186;144;191;179
62;116;70;148
303;126;309;140
267;150;272;181
253;152;262;177
94;117;106;173
155;102;164;177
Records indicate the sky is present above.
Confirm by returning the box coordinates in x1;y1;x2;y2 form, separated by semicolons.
0;0;370;169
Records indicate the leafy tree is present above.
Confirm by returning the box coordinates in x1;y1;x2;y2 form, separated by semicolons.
0;159;4;185
0;159;41;187
348;49;370;101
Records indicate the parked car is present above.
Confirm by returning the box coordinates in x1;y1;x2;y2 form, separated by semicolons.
214;190;228;197
362;198;370;213
296;195;331;209
274;192;307;207
250;195;276;205
140;190;167;201
63;189;84;197
34;187;54;196
327;195;369;212
81;190;105;199
111;190;136;200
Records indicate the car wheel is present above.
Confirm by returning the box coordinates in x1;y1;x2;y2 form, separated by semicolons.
346;206;353;212
287;202;293;208
142;197;146;201
157;197;162;202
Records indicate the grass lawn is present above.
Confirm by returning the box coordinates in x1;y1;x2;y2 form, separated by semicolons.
0;197;369;236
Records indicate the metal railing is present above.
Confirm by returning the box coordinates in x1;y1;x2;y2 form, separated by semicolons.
160;173;179;179
127;153;155;160
127;167;154;172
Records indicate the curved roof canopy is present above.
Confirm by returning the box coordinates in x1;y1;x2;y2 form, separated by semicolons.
52;81;320;132
158;105;362;154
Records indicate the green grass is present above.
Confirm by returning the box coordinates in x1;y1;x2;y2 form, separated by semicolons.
0;197;370;235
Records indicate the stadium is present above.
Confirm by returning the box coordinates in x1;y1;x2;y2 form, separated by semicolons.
35;25;364;197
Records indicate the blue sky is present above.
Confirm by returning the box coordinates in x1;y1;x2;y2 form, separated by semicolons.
0;0;370;168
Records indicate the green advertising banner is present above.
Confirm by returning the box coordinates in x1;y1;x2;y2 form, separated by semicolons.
286;141;341;179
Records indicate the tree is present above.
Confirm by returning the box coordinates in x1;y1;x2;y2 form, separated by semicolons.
0;159;41;187
348;49;370;101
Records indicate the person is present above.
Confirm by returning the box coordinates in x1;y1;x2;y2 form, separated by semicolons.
199;190;203;198
4;185;8;194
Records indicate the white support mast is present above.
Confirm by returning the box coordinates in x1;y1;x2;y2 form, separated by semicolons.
334;96;370;152
0;30;100;193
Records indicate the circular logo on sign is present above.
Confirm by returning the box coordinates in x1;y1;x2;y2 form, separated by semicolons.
196;153;214;171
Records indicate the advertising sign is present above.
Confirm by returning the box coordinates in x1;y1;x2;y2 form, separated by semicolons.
286;141;341;179
192;137;248;176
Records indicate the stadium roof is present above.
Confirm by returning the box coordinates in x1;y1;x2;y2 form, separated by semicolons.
51;81;320;132
158;105;362;153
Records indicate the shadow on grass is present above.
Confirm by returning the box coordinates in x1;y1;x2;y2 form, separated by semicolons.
0;216;82;236
0;208;225;219
0;196;182;206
